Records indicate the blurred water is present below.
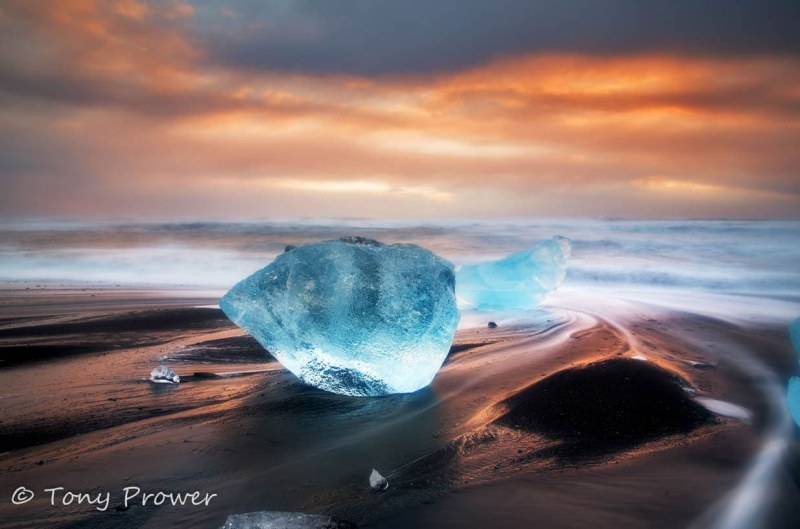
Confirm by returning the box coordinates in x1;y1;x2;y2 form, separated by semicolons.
0;219;798;299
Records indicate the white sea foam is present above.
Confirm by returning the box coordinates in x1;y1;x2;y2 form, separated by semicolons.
0;219;798;321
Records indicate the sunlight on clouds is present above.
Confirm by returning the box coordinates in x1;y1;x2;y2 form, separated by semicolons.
537;57;692;95
0;0;797;218
364;134;544;158
169;112;323;140
273;180;390;193
269;179;453;201
631;177;793;201
632;177;727;194
114;0;149;21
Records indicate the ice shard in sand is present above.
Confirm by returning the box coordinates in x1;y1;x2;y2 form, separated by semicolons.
369;468;388;491
220;237;459;397
150;365;180;384
455;235;571;310
218;512;356;529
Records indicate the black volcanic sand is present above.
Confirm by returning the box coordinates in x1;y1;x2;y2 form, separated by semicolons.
494;358;714;461
0;289;799;529
0;307;232;367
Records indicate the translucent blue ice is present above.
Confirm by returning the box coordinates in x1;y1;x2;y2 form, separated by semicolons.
150;365;180;384
455;236;572;310
789;319;800;427
788;377;800;428
790;318;800;356
219;512;354;529
220;237;459;397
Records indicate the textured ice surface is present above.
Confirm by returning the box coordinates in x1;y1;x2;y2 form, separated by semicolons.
150;365;179;384
455;236;571;310
788;377;800;428
218;512;356;529
789;319;800;427
369;468;388;491
220;237;459;397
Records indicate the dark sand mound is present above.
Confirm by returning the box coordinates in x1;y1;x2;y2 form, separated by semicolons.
495;358;714;459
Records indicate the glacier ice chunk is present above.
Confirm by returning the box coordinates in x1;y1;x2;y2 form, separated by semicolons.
150;365;180;384
218;512;356;529
220;237;459;397
788;377;800;428
455;236;571;310
369;468;388;491
791;318;800;356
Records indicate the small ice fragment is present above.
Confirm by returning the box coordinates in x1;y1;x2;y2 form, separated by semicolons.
369;468;388;491
218;511;356;529
220;237;459;397
695;397;752;422
455;236;571;311
790;318;800;355
686;360;714;370
788;377;800;428
150;365;180;384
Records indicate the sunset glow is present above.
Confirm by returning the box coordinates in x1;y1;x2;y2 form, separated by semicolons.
1;0;798;218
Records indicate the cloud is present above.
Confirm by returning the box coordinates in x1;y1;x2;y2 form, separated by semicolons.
197;0;800;76
261;179;454;202
629;177;793;199
0;1;798;219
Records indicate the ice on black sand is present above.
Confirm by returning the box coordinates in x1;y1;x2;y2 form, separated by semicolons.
369;468;388;491
150;365;180;384
218;511;357;529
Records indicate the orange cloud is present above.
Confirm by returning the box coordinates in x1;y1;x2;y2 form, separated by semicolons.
0;2;797;219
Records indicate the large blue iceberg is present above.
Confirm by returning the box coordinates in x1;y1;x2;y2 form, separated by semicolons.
220;237;460;396
221;236;571;396
455;236;571;310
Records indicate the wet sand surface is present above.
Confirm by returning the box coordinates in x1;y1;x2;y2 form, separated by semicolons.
0;289;799;529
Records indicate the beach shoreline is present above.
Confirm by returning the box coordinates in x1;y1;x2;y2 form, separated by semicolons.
0;287;798;528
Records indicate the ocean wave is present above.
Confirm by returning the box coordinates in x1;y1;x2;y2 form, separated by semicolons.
0;220;797;295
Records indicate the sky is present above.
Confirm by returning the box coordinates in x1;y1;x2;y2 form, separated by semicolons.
0;0;798;219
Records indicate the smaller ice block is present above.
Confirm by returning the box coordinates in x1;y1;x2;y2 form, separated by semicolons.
455;236;571;310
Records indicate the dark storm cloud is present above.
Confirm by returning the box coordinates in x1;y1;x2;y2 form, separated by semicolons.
199;0;800;75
